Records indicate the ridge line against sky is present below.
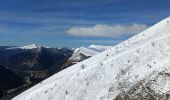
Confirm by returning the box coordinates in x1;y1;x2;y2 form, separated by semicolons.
0;0;170;47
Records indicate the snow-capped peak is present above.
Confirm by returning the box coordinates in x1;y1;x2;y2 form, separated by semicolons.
6;44;49;50
20;44;40;49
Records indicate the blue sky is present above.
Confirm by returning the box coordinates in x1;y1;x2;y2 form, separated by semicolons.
0;0;170;47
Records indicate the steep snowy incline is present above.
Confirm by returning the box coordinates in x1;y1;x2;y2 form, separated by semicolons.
13;17;170;100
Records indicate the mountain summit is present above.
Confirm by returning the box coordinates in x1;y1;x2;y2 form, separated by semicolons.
6;44;49;50
13;17;170;100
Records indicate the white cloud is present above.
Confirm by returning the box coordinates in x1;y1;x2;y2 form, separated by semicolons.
66;24;149;37
72;40;120;44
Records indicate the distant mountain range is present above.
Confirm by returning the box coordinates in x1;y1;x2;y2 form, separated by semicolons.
0;44;73;99
0;44;110;99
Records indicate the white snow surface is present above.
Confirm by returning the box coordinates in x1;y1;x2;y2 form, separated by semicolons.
6;44;48;50
69;45;112;61
13;17;170;100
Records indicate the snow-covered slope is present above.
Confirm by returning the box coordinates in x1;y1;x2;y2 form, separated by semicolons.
69;45;112;62
13;17;170;100
6;44;48;50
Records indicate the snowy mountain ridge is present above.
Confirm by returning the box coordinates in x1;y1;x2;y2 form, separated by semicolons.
69;45;112;62
13;17;170;100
